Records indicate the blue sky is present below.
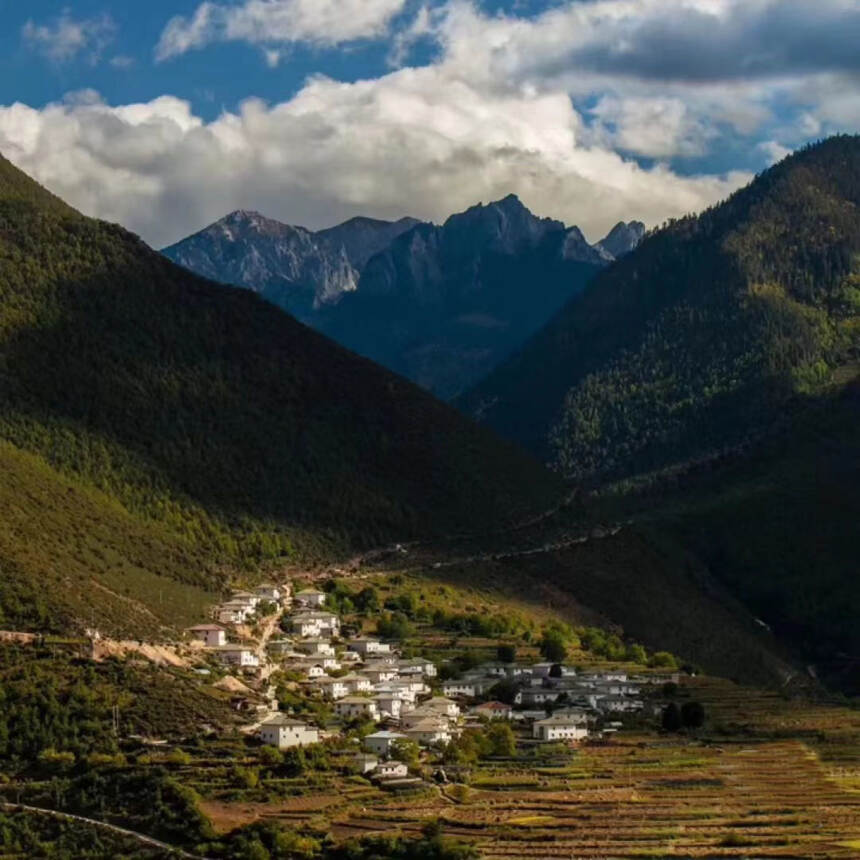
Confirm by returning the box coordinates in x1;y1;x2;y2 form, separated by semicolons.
0;0;857;246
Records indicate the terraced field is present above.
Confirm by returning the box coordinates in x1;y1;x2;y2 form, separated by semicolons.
195;682;860;859
326;736;859;858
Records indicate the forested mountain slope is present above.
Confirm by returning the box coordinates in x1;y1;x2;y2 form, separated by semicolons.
0;153;561;633
460;136;860;478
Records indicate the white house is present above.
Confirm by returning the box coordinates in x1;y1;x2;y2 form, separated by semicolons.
334;696;379;721
314;677;350;700
363;730;407;757
187;625;226;648
375;760;409;780
361;665;399;684
422;697;460;719
304;664;327;679
231;591;261;608
255;584;282;602
259;714;319;749
441;678;495;698
533;714;589;743
354;753;378;774
290;612;340;638
217;603;254;625
391;678;430;697
515;688;562;707
348;637;391;657
341;673;372;694
217;645;259;668
294;589;326;608
402;719;452;746
373;693;402;719
305;654;341;671
470;701;513;720
593;695;643;713
372;683;416;705
401;708;455;731
397;659;437;678
296;639;335;657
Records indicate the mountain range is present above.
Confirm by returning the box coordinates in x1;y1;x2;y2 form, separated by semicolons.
1;138;857;692
163;198;644;398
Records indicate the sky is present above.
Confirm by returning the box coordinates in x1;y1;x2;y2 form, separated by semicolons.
0;0;858;248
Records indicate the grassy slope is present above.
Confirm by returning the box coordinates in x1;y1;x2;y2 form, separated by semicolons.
0;153;561;635
0;441;218;635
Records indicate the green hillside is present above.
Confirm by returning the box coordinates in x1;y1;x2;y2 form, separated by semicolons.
0;153;561;635
458;136;860;690
597;369;860;691
460;135;860;477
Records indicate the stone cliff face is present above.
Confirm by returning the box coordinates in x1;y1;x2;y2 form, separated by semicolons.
163;197;621;398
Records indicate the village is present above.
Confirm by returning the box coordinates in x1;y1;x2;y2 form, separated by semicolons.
184;577;679;791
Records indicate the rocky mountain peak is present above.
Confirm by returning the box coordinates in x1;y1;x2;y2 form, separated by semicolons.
597;220;646;259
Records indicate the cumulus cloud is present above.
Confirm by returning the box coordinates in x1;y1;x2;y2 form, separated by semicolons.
156;0;409;60
22;11;116;65
0;76;748;249
3;0;857;250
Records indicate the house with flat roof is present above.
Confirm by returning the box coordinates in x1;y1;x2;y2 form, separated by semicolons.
334;696;379;721
216;645;259;668
294;589;326;608
402;719;452;747
375;760;408;780
187;625;226;648
255;584;282;601
363;730;407;757
471;701;513;720
313;677;349;700
533;713;588;743
259;714;319;749
348;637;391;656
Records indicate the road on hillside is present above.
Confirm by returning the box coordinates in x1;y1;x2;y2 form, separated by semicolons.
0;802;207;859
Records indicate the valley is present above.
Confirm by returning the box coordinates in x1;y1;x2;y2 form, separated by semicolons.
0;563;856;859
0;134;857;859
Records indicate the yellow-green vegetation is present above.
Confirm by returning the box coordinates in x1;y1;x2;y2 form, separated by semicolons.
0;441;216;635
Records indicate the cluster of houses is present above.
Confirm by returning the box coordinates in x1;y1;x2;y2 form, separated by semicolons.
187;583;286;674
213;583;283;627
186;580;673;787
441;662;655;716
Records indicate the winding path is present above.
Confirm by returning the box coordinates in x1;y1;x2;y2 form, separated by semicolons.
0;802;207;859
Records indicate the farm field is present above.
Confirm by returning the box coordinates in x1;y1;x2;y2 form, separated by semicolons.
186;677;860;859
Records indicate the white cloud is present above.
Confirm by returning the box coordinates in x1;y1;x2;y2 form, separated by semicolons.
22;11;116;65
0;73;748;249
5;0;856;252
156;0;409;61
